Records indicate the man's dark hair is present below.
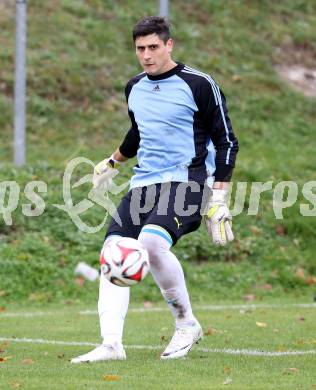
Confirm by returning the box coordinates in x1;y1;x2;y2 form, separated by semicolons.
132;16;171;43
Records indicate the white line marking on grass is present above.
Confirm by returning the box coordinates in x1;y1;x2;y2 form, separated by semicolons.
195;347;316;357
0;312;47;318
203;303;316;310
80;303;316;315
0;303;315;319
0;337;98;347
80;308;166;315
0;337;315;357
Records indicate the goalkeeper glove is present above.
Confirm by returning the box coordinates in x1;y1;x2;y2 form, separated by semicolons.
93;155;121;190
204;188;234;246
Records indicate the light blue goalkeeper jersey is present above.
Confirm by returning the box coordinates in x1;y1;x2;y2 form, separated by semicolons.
119;63;238;189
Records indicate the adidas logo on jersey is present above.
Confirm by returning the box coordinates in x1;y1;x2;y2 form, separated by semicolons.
153;84;160;91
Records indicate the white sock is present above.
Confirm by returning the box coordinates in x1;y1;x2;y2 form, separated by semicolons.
98;236;130;345
138;230;196;327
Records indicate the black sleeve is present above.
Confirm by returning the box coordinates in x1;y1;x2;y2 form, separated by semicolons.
119;110;140;158
118;82;140;158
198;81;239;182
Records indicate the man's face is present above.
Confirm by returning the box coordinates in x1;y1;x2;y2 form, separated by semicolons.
135;34;174;76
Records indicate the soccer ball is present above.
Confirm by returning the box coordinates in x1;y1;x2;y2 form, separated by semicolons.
100;237;149;287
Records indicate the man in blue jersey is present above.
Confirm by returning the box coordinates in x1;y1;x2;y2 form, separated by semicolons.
71;16;238;363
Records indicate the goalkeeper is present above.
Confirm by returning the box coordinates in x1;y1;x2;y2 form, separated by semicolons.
72;16;238;363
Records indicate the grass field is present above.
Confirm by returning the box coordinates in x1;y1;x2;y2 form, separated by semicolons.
0;301;315;389
1;0;316;304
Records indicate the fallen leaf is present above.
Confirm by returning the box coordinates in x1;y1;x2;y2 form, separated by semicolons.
284;367;299;375
79;96;88;111
103;375;120;381
28;293;45;302
74;277;85;287
243;294;256;302
0;356;12;362
223;366;232;374
262;283;272;290
21;358;34;365
223;377;233;385
105;104;115;112
273;328;279;333
143;301;153;308
250;225;261;235
0;307;6;312
0;290;6;297
276;225;286;236
298;317;305;321
204;326;216;336
11;383;21;389
305;276;316;285
232;74;242;82
295;268;305;279
256;322;267;328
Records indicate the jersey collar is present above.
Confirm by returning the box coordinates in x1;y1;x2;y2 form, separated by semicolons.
146;62;185;81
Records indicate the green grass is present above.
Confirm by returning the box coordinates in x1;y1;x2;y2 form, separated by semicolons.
0;301;315;389
0;0;316;303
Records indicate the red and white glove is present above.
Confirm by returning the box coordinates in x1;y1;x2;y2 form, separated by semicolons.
204;189;234;246
93;155;121;190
